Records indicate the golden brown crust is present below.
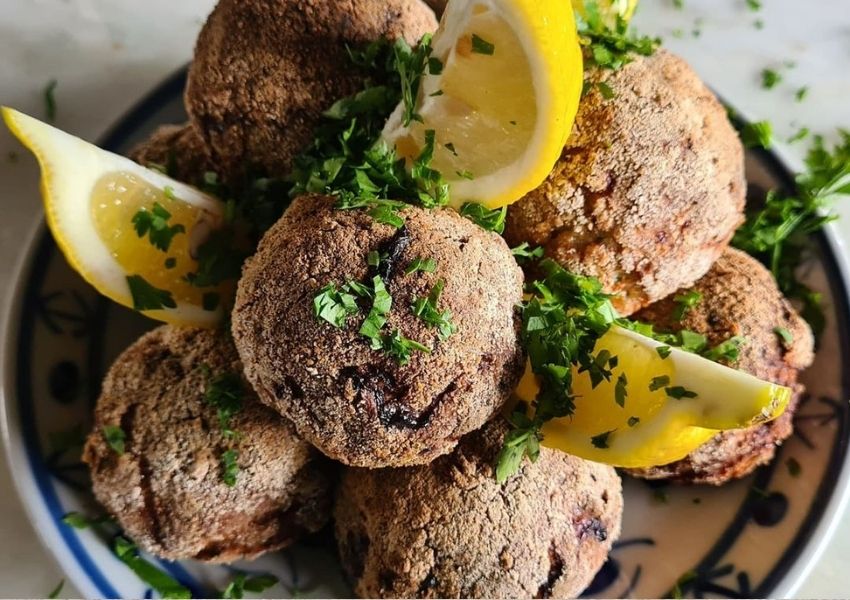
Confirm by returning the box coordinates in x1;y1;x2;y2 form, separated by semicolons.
83;326;333;562
231;195;525;468
628;248;814;484
504;50;746;316
186;0;437;181
334;418;623;598
127;123;215;186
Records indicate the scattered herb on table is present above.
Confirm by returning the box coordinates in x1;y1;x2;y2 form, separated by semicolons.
113;536;190;599
740;120;773;149
761;68;782;90
44;79;58;122
221;573;279;599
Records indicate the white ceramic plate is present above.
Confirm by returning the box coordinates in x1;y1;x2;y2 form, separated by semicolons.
2;70;849;599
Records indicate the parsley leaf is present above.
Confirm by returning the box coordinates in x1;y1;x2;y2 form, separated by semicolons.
113;536;190;599
44;79;58;122
314;282;360;327
131;202;185;252
126;275;176;311
203;370;244;437
666;386;698;399
649;375;670;392
62;512;113;530
740;120;774;149
405;256;437;275
796;86;809;102
614;372;628;407
591;430;614;449
774;326;794;344
459;202;507;234
761;68;782;90
702;335;745;362
359;275;393;340
576;1;660;71
221;573;279;599
511;242;545;262
672;290;702;321
656;345;672;359
221;449;239;487
412;279;457;341
102;425;125;455
47;580;64;599
628;416;640;427
471;34;495;55
746;0;762;10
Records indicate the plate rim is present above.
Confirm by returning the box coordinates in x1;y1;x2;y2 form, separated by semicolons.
2;69;849;599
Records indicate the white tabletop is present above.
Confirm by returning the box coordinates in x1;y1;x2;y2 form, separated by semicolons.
0;0;848;597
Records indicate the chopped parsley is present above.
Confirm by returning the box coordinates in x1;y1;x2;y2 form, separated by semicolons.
164;257;177;269
740;120;774;149
313;282;359;328
576;1;660;71
47;580;64;599
666;386;697;399
672;290;702;321
459;202;507;233
470;34;495;55
405;256;437;275
761;68;783;90
126;274;176;311
788;127;810;144
456;169;475;180
702;335;745;362
733;132;850;335
746;0;762;10
656;345;672;359
614;373;628;407
221;449;239;487
61;512;113;530
628;416;640;427
412;279;457;341
596;81;617;100
511;242;545;263
495;259;618;480
203;370;244;437
132;200;186;252
591;430;614;449
102;425;125;455
444;142;458;156
221;573;279;599
649;375;670;392
113;536;190;599
359;275;393;340
796;86;809;102
774;326;794;344
373;328;431;366
44;79;58;122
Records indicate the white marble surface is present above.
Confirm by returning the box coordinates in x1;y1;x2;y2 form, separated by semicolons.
0;0;848;597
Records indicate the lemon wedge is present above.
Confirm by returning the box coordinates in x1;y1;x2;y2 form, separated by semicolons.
515;326;791;467
572;0;637;26
381;0;583;209
3;107;227;327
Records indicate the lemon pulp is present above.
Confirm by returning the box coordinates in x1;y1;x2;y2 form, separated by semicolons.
90;171;221;306
515;326;792;467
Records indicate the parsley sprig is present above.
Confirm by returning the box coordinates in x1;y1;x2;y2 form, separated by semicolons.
733;132;850;335
576;1;660;71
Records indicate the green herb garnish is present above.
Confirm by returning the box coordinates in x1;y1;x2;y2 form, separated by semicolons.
405;256;437;275
412;279;457;341
511;242;545;262
221;573;279;599
47;580;64;599
672;290;702;321
373;329;430;366
665;386;697;399
796;86;809;102
459;202;507;234
614;372;628;407
102;425;125;455
740;120;774;149
359;275;392;340
131;202;185;252
113;536;190;599
774;326;794;344
313;282;359;327
628;416;640;427
761;68;783;90
126;275;176;311
221;449;239;487
203;370;244;437
576;1;660;71
656;345;672;359
61;512;113;530
471;34;495;55
591;430;614;449
44;79;58;122
649;375;670;392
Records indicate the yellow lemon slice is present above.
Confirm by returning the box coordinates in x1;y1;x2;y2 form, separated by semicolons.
381;0;583;209
572;0;638;26
3;107;227;327
515;326;791;467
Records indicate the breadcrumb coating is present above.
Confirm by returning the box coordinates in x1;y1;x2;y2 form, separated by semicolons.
628;248;814;484
231;195;525;468
186;0;437;181
505;50;746;316
127;122;214;186
334;418;623;599
83;326;333;562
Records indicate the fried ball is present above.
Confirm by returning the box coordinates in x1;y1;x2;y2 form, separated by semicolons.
505;50;746;316
231;194;524;468
127;123;214;186
628;248;814;484
83;326;333;563
334;418;623;598
186;0;437;180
